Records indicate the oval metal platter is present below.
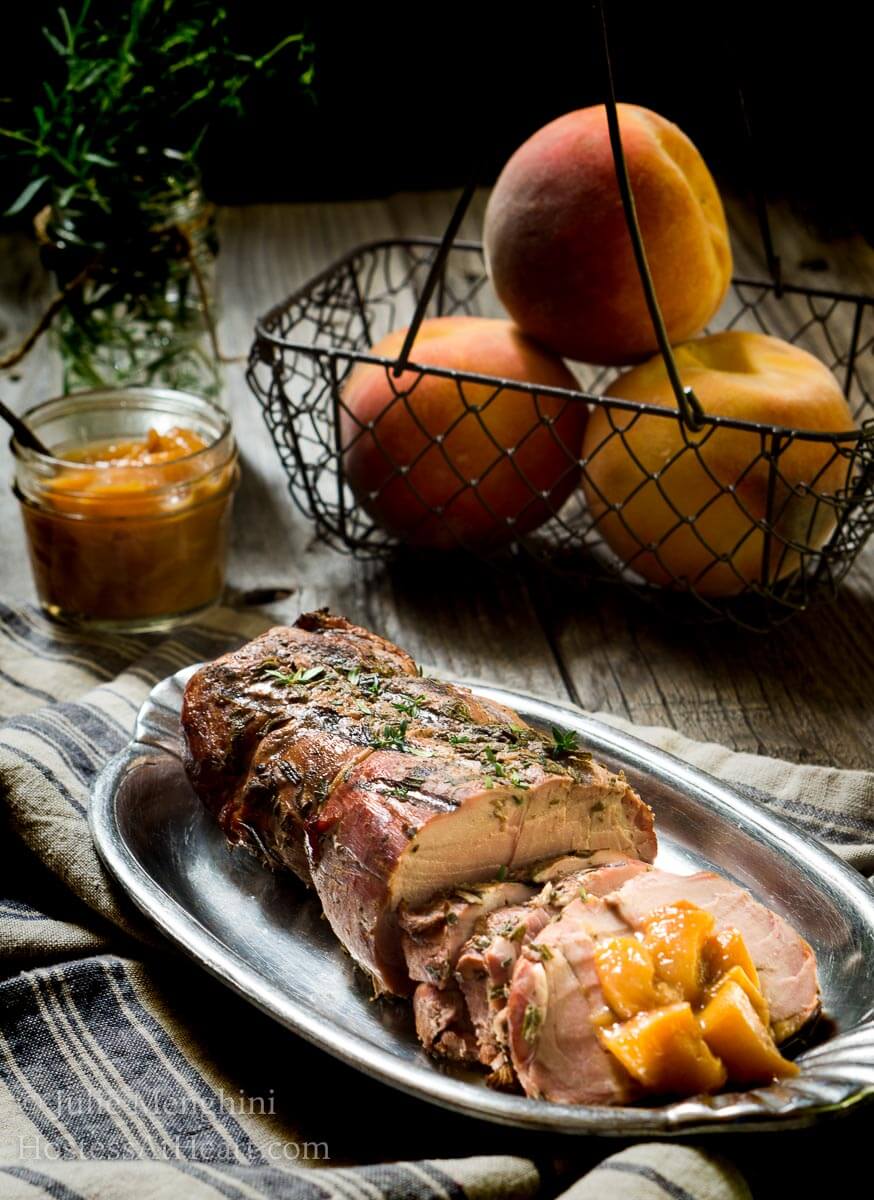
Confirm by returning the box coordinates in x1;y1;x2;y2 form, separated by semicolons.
89;665;874;1136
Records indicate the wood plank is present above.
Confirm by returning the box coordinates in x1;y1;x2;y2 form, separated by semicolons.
4;192;874;770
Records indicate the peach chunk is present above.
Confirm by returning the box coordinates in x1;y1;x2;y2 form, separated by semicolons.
712;965;769;1026
643;902;715;1005
699;979;799;1084
594;936;660;1020
600;1002;727;1095
704;927;761;991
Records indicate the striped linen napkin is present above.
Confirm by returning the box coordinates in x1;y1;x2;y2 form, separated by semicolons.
4;600;868;1199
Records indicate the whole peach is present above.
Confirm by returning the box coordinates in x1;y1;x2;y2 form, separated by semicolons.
340;316;587;549
581;331;856;595
484;104;733;366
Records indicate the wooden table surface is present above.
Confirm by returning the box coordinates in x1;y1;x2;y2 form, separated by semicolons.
2;191;873;1189
2;189;873;771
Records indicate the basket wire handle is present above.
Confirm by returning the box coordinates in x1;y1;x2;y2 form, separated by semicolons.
393;0;707;431
594;0;705;433
391;178;478;377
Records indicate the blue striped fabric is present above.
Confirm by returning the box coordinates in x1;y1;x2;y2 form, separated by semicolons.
0;603;547;1199
0;601;757;1200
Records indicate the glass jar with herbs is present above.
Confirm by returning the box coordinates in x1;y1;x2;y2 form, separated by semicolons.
1;1;312;400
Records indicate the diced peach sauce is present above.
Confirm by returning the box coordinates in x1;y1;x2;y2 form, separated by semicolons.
593;936;673;1020
642;901;715;1005
704;926;761;990
699;978;797;1084
594;902;798;1096
600;1002;727;1095
21;427;237;622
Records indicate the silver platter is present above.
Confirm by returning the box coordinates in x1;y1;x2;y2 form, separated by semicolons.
89;665;874;1135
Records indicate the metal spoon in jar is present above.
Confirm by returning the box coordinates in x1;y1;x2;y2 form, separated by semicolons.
0;396;51;455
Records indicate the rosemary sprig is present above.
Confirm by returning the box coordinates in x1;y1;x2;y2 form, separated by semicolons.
262;665;326;687
2;2;314;223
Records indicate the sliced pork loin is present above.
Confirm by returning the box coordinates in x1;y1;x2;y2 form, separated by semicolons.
183;613;656;996
311;744;656;993
413;984;479;1063
507;896;640;1105
455;856;650;1071
502;866;820;1104
610;869;820;1041
399;881;535;988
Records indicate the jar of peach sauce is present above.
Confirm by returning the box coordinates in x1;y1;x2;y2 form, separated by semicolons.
12;388;238;631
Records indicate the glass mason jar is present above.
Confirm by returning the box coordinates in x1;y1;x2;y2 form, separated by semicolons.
12;388;238;632
41;153;222;402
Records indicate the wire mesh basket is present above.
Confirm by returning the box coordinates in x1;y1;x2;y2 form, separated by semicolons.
246;234;874;629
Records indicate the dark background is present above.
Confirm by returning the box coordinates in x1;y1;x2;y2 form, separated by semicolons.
2;1;871;239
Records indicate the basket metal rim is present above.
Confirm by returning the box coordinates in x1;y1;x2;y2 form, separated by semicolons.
250;238;874;447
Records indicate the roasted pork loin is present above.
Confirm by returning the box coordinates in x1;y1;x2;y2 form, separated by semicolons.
182;611;656;993
183;612;819;1104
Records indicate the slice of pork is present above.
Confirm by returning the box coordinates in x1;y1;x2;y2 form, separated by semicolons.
399;881;535;988
455;856;650;1067
412;984;479;1062
311;745;656;994
506;897;639;1105
457;902;553;1069
609;869;820;1041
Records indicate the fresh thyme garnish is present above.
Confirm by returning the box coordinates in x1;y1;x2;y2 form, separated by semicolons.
496;865;508;882
371;719;432;757
548;726;579;758
448;733;470;745
482;747;506;778
346;666;361;686
263;665;325;687
522;1003;543;1043
358;674;383;698
372;720;409;750
534;943;553;962
392;694;426;719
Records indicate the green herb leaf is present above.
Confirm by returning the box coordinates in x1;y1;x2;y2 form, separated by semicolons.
263;665;325;687
549;726;579;759
4;174;50;216
522;1003;542;1043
